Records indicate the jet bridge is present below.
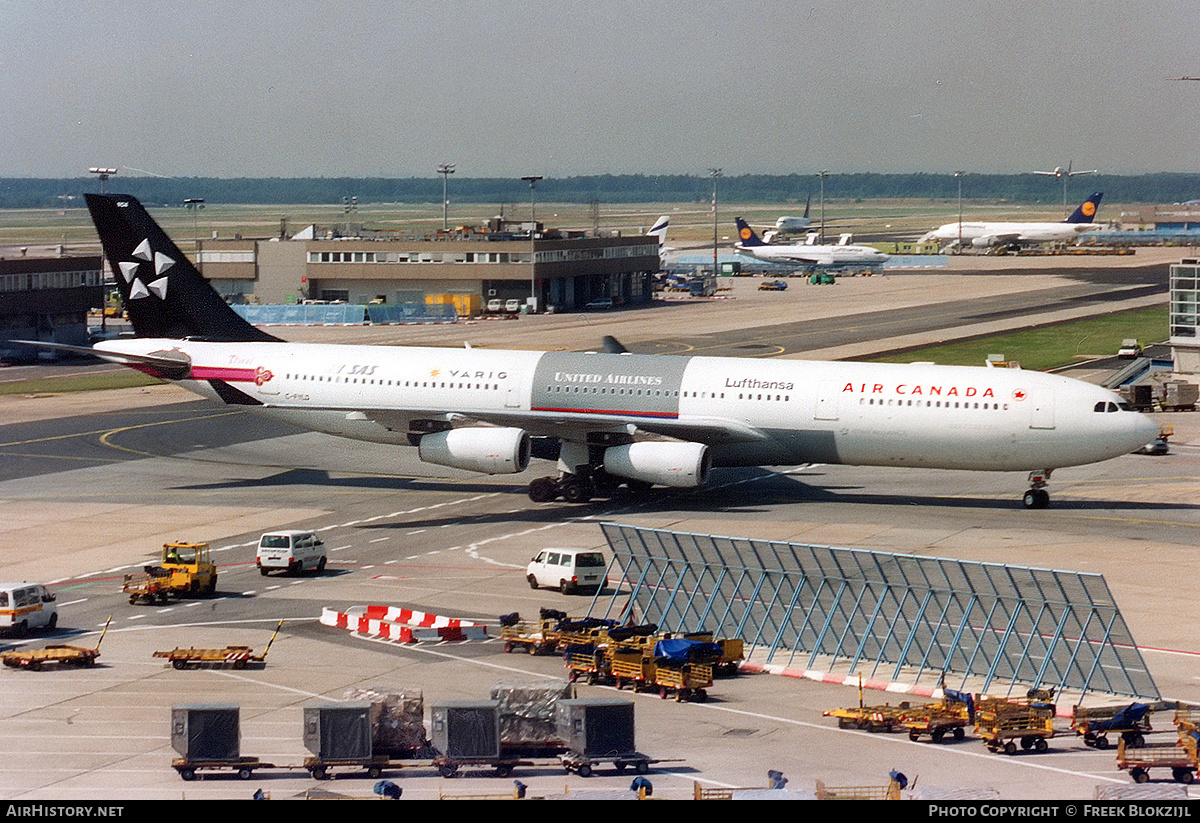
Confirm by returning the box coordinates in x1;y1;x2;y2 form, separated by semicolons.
595;523;1159;701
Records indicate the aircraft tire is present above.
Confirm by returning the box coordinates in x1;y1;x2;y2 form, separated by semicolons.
561;477;593;504
1022;489;1049;509
528;477;558;503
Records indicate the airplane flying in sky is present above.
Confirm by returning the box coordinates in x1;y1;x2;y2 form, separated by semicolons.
919;192;1104;250
733;218;890;268
43;194;1156;510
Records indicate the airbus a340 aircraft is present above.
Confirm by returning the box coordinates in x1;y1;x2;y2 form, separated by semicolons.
49;194;1155;510
733;218;890;269
919;192;1104;250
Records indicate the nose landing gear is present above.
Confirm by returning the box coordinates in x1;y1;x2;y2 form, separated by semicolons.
1023;471;1052;509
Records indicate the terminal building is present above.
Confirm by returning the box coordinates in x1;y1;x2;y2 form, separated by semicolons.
0;255;104;358
196;218;661;314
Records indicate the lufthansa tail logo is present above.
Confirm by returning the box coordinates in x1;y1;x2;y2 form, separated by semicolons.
1081;202;1096;217
739;227;753;241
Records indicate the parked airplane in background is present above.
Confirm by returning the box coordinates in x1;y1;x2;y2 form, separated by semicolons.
733;218;890;268
34;194;1156;510
919;192;1104;250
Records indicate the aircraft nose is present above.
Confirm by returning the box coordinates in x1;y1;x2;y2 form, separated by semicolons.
1132;412;1160;446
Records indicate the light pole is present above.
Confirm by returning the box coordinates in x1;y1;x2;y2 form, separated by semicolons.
708;168;722;278
521;176;542;310
815;170;829;243
954;171;965;251
184;198;205;272
437;163;455;231
88;167;117;194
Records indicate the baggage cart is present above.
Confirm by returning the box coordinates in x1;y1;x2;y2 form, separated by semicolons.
498;613;558;655
815;777;903;800
902;695;972;743
563;643;611;685
1117;736;1198;784
304;754;394;780
975;706;1056;754
154;620;282;670
824;702;912;733
1174;704;1200;735
557;750;653;778
1;617;110;671
171;756;273;781
1071;702;1152;749
652;660;712;702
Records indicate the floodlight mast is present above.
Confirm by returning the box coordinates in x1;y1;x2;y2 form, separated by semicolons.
521;175;543;311
438;164;456;231
88;167;117;194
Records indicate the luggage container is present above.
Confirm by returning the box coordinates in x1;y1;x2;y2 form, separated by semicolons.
431;701;504;777
303;701;385;779
555;697;649;777
170;704;273;781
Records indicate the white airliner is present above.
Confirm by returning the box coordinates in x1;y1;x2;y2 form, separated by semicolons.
46;194;1156;510
919;192;1104;250
733;218;890;268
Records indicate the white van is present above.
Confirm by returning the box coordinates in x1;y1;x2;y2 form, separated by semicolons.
0;584;58;635
526;549;608;595
256;531;327;576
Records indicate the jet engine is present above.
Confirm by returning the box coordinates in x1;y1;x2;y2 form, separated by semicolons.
602;441;710;488
417;427;531;474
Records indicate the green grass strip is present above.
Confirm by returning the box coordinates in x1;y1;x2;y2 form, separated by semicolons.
864;305;1168;371
0;371;164;395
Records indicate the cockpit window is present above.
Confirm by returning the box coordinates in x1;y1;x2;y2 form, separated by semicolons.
1118;402;1134;411
1094;402;1106;412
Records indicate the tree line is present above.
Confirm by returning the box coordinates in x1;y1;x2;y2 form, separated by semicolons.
1;172;1198;209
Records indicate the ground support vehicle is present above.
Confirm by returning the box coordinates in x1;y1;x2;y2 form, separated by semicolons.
1117;736;1198;784
1174;704;1200;735
1;616;110;671
758;280;787;291
304;754;396;780
1071;703;1152;749
815;778;903;800
563;643;611;685
652;660;712;702
975;707;1057;754
558;750;655;778
123;541;217;604
680;632;743;676
824;702;912;733
902;701;972;743
432;750;541;778
610;648;655;692
498;614;558;656
154;621;281;670
172;756;273;781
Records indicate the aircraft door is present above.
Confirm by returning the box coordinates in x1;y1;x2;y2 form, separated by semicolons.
814;384;839;421
1028;389;1055;430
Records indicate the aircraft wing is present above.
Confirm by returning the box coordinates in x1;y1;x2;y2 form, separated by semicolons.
290;405;770;447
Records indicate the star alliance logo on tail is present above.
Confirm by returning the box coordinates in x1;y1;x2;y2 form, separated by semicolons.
117;237;174;301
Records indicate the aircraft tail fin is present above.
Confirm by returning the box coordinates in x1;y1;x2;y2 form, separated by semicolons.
647;215;669;243
85;193;280;342
1064;192;1103;224
735;217;765;247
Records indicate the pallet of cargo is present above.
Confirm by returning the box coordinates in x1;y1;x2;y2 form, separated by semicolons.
171;756;273;781
1117;736;1198;784
0;616;110;671
1071;702;1152;749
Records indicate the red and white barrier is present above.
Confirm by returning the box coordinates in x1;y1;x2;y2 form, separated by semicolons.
320;605;488;643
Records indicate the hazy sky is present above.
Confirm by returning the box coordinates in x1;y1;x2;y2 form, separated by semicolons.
2;0;1198;179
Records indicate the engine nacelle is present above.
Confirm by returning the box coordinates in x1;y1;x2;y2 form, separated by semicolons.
418;427;531;474
602;441;710;488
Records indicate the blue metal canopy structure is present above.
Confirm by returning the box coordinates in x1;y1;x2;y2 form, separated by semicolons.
597;523;1158;700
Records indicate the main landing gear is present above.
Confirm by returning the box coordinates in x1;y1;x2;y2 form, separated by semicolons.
527;471;653;504
1022;471;1052;509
